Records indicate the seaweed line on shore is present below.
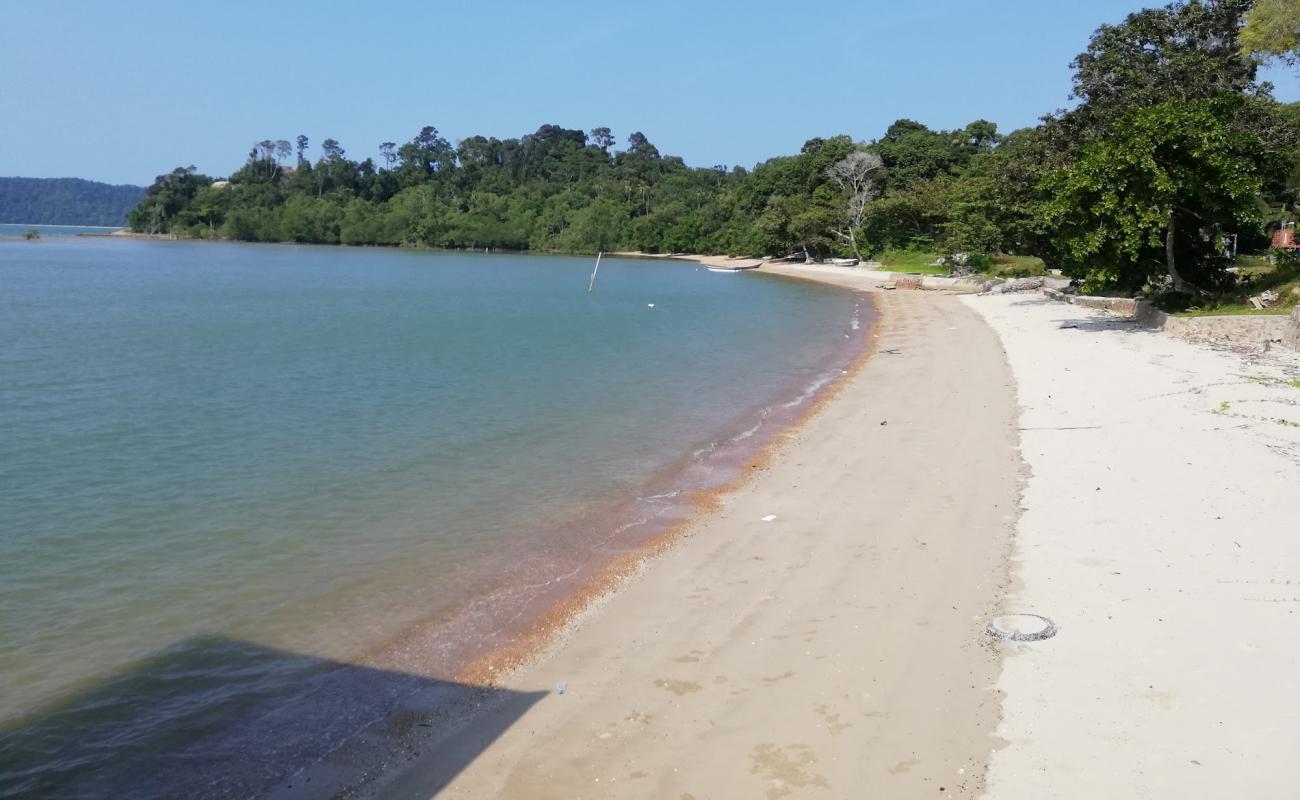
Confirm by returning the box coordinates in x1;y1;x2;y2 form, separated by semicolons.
452;289;883;688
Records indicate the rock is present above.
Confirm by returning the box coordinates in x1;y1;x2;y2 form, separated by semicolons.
1002;277;1046;292
1248;289;1279;310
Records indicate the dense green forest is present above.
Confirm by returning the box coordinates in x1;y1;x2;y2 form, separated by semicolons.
1;177;144;226
132;0;1300;295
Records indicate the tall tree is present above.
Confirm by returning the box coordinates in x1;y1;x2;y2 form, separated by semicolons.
1067;0;1259;134
1240;0;1300;63
589;127;614;151
1043;98;1266;293
824;151;883;260
625;132;659;158
379;142;397;170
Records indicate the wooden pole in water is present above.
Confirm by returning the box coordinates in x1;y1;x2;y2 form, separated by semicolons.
587;251;603;293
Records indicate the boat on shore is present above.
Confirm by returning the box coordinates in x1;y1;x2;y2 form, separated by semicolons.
830;257;860;266
704;259;764;273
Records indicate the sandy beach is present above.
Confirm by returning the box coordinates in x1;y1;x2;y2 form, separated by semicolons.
333;266;1300;799
965;293;1300;799
356;283;1022;798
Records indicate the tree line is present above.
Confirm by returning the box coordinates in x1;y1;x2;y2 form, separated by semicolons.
1;177;144;226
131;0;1300;294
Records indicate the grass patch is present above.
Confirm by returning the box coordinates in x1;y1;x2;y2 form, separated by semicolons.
1172;303;1294;317
1233;254;1272;274
985;254;1048;279
1164;252;1300;316
876;251;1049;279
877;251;947;275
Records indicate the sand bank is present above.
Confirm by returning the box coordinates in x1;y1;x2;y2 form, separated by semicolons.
963;293;1300;798
353;287;1021;799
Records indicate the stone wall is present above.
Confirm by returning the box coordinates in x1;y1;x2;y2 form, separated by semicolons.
1149;308;1291;348
1042;289;1298;351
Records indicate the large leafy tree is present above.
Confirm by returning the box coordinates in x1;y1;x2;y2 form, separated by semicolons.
127;166;210;234
1241;0;1300;63
1043;98;1266;293
1069;0;1258;128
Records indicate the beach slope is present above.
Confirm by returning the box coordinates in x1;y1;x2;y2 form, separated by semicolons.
373;289;1021;799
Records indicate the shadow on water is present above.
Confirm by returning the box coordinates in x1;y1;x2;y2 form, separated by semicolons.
0;636;546;799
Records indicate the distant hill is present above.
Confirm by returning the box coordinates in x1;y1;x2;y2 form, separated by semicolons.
0;177;145;226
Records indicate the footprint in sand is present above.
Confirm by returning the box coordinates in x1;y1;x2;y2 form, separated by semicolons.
750;743;829;799
761;670;796;685
814;704;851;736
654;678;702;696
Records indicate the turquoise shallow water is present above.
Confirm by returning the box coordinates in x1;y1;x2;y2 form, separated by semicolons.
0;239;867;796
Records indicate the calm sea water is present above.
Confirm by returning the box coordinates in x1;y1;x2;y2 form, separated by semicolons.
0;224;122;237
0;239;867;796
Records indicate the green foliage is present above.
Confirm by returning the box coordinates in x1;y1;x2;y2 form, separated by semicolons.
22;228;40;240
1043;98;1266;293
1069;0;1258;134
987;254;1048;278
943;173;1002;259
861;177;954;252
1241;0;1300;63
877;251;946;275
1271;247;1300;271
868;119;998;193
0;177;144;226
125;0;1296;292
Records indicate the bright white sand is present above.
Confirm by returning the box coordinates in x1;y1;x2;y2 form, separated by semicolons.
964;293;1300;799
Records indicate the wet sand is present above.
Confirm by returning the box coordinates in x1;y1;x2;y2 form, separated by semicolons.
363;286;1021;799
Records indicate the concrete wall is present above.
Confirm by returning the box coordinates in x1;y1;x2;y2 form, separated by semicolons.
1148;308;1290;348
1040;289;1138;315
1042;289;1298;351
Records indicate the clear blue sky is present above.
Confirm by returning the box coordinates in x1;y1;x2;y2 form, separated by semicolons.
2;0;1295;186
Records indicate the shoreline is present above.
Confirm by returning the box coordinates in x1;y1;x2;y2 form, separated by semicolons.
452;293;879;687
334;285;1022;799
257;284;886;799
0;260;882;799
0;248;881;799
367;290;878;689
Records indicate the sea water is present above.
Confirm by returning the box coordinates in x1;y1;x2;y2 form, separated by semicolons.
0;239;869;796
0;224;122;237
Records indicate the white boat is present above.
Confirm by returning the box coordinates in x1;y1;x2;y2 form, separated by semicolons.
704;259;763;273
830;257;860;267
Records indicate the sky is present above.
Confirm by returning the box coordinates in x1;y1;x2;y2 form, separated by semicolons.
2;0;1296;186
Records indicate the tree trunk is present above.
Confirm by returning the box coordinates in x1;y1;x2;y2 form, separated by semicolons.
847;227;863;262
1165;215;1193;293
